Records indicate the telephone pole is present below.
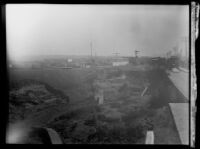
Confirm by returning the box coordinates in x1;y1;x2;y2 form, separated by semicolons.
90;41;93;58
135;50;140;58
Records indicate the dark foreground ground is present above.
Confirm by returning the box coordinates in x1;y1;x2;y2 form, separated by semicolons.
7;65;187;144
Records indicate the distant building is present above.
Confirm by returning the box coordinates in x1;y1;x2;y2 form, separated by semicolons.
165;37;189;69
129;57;141;65
67;59;72;62
112;61;129;66
151;57;167;68
79;63;91;68
166;37;188;61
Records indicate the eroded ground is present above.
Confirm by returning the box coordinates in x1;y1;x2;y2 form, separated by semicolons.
8;65;183;144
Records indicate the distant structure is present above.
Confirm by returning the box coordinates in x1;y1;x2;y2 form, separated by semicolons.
112;51;129;66
90;41;95;66
129;50;140;65
165;36;189;69
165;37;188;60
112;61;129;66
135;50;140;58
135;50;140;64
94;89;104;105
67;58;73;67
68;59;72;63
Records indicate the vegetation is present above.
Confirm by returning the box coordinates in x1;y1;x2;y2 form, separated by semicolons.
8;57;183;144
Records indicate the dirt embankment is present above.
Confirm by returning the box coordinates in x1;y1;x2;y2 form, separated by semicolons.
9;79;69;124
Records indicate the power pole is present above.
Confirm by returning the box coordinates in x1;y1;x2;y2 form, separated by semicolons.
90;41;96;65
135;50;140;58
90;41;93;58
134;50;140;65
113;51;120;59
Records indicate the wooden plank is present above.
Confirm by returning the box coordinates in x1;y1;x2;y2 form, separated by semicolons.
45;128;63;144
141;86;148;97
145;131;154;144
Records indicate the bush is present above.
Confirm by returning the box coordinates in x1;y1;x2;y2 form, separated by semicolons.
125;125;145;143
84;118;96;127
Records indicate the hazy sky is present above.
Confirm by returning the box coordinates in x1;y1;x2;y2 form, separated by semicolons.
6;4;189;61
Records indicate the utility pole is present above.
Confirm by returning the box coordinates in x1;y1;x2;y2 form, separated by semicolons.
90;41;96;66
135;50;140;58
90;41;93;58
90;41;98;125
113;52;120;57
134;50;140;65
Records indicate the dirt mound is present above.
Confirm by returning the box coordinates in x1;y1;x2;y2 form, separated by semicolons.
9;79;69;123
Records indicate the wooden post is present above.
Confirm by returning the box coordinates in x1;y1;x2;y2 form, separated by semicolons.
145;131;154;144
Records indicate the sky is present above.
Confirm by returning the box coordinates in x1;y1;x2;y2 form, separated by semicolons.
6;4;189;61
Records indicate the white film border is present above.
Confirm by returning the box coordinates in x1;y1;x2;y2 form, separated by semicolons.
191;1;198;147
